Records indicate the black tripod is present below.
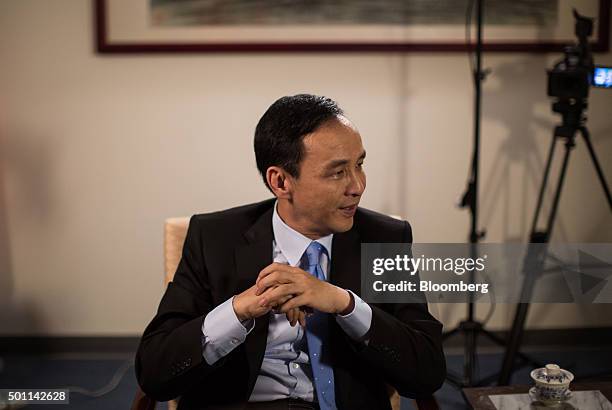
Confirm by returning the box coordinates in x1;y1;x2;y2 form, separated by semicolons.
442;0;495;388
444;0;514;388
444;0;545;388
498;98;612;385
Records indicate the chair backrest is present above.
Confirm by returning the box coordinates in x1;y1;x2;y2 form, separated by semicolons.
157;217;190;410
164;217;190;285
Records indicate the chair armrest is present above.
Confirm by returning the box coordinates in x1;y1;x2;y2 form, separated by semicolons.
131;387;156;410
414;396;440;410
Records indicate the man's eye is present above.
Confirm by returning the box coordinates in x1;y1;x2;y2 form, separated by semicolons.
332;170;345;178
357;162;364;168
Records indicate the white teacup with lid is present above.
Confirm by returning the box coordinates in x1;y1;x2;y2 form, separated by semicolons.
530;364;574;404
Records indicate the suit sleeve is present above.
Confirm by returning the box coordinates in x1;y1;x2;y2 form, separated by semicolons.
347;221;446;399
135;215;225;401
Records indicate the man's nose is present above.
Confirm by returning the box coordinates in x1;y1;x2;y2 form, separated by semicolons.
346;170;365;196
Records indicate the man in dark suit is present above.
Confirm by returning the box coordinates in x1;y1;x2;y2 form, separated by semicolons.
136;94;446;409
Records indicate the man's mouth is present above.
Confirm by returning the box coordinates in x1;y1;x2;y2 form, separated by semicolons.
339;204;358;217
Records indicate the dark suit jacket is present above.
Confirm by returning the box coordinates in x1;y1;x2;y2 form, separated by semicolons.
136;198;445;409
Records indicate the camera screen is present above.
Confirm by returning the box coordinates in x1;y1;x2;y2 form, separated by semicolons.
592;66;612;88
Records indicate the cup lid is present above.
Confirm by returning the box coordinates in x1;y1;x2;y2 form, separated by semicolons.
530;364;574;385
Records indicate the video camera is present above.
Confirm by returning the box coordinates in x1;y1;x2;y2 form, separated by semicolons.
547;9;611;103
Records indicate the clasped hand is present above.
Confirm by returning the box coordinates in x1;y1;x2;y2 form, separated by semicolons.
232;263;351;328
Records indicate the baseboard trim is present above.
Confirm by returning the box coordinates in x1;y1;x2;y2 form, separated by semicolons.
443;326;612;349
1;327;610;354
0;336;140;354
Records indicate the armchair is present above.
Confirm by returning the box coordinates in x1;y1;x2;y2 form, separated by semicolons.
132;217;439;410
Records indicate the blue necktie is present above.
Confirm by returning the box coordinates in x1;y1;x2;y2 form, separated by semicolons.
301;241;337;410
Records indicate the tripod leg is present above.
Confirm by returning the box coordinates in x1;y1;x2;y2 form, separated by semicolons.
465;321;478;386
579;126;612;210
544;137;574;233
464;241;481;385
499;133;575;385
498;241;544;386
530;133;557;234
498;302;530;385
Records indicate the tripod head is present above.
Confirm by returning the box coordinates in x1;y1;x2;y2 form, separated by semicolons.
547;9;595;130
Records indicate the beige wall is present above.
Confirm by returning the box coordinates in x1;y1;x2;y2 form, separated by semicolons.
0;0;611;336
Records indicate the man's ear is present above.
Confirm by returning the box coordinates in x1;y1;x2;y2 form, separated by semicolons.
266;166;293;199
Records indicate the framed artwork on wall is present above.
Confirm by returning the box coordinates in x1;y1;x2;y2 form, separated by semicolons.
95;0;610;53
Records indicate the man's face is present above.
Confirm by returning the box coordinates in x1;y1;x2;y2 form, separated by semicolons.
284;116;366;238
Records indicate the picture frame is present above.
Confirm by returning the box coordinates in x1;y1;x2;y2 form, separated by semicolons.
95;0;610;53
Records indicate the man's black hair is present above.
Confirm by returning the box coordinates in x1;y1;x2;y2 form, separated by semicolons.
254;94;344;192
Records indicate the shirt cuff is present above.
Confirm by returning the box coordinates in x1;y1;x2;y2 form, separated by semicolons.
201;296;255;365
334;289;372;342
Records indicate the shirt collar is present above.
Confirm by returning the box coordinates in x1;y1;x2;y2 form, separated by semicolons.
272;201;333;267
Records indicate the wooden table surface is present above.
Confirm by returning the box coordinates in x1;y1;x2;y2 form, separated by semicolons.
463;382;612;409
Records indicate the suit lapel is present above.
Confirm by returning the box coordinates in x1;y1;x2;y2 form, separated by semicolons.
330;225;361;295
235;206;274;396
328;224;361;408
